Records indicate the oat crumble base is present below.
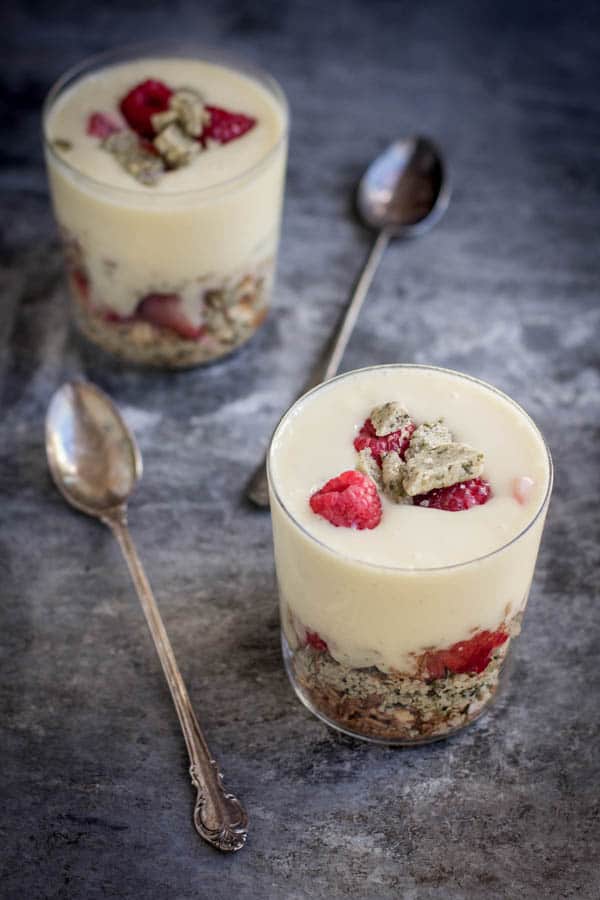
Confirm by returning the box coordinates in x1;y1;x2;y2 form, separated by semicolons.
62;229;274;367
289;616;521;742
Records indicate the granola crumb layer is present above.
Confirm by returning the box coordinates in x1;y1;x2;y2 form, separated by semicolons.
68;260;273;368
287;636;512;743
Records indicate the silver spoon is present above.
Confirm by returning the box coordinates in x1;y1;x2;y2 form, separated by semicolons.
46;380;248;852
246;135;450;507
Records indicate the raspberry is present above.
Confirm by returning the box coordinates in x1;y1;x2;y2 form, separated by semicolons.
120;80;173;138
309;470;382;530
353;417;415;467
86;112;121;139
136;293;206;340
306;631;328;652
413;477;492;511
202;105;256;144
419;629;509;679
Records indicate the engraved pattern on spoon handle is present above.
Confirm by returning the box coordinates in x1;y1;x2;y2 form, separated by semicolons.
246;229;391;508
104;507;248;852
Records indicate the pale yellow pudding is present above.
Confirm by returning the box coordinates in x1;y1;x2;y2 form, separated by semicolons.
268;365;552;743
44;49;288;366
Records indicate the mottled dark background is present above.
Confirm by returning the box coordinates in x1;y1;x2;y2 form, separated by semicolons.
1;1;599;898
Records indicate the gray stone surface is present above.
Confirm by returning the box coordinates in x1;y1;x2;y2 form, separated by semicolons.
1;1;599;897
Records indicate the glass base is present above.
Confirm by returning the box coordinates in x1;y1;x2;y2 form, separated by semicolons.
282;632;509;747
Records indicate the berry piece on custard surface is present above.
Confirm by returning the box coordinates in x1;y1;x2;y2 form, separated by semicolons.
120;80;173;138
310;470;382;530
413;477;492;511
136;293;206;340
419;628;509;679
87;112;121;139
202;105;256;144
354;401;415;468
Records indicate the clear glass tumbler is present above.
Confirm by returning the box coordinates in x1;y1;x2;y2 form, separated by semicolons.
267;365;553;745
42;43;288;367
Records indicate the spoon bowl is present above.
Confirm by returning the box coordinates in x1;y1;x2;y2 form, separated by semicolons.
46;380;141;515
357;135;449;236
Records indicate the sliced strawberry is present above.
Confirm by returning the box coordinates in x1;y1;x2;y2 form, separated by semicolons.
354;417;415;467
120;80;173;138
310;470;382;530
413;477;492;511
136;293;206;340
306;631;328;652
202;105;256;144
419;629;509;679
86;112;121;139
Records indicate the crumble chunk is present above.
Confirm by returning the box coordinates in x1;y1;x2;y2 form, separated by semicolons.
406;420;453;458
369;401;411;436
403;443;485;496
381;451;411;504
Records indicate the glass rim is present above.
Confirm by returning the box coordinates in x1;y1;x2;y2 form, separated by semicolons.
267;364;554;574
42;40;289;202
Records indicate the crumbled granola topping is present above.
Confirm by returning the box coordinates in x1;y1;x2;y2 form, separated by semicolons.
103;131;165;185
403;443;485;496
53;138;73;152
369;401;411;436
169;88;211;137
405;420;453;458
153;123;199;168
150;108;179;132
356;448;383;488
381;451;411;503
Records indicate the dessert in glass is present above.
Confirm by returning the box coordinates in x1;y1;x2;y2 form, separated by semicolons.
43;45;288;367
268;365;553;744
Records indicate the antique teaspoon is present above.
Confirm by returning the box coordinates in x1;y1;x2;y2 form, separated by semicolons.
246;135;450;507
46;380;248;852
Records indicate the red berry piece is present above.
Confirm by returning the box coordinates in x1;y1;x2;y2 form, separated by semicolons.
309;470;382;530
136;293;206;340
305;631;328;652
70;268;90;301
86;112;121;139
413;477;492;511
202;105;256;144
120;80;173;138
420;629;509;679
353;418;415;467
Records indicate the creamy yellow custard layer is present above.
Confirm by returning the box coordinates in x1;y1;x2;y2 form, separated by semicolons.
269;366;552;673
45;58;287;316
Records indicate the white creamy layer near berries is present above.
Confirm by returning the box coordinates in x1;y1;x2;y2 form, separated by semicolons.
269;366;551;673
45;58;287;317
47;58;285;191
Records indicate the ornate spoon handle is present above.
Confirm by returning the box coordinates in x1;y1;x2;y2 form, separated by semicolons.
104;506;248;852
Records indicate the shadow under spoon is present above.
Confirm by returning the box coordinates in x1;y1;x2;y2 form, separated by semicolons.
45;380;248;852
246;134;450;507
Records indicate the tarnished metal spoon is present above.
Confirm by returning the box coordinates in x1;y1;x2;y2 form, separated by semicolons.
246;135;450;507
45;380;248;852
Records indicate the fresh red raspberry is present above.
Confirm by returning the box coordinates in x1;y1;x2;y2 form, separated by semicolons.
353;418;415;467
86;112;121;139
419;629;509;679
136;293;206;340
202;105;256;144
309;470;382;530
120;80;173;138
305;631;328;652
413;477;492;511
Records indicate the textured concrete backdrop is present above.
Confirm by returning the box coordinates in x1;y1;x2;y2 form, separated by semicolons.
1;1;599;898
